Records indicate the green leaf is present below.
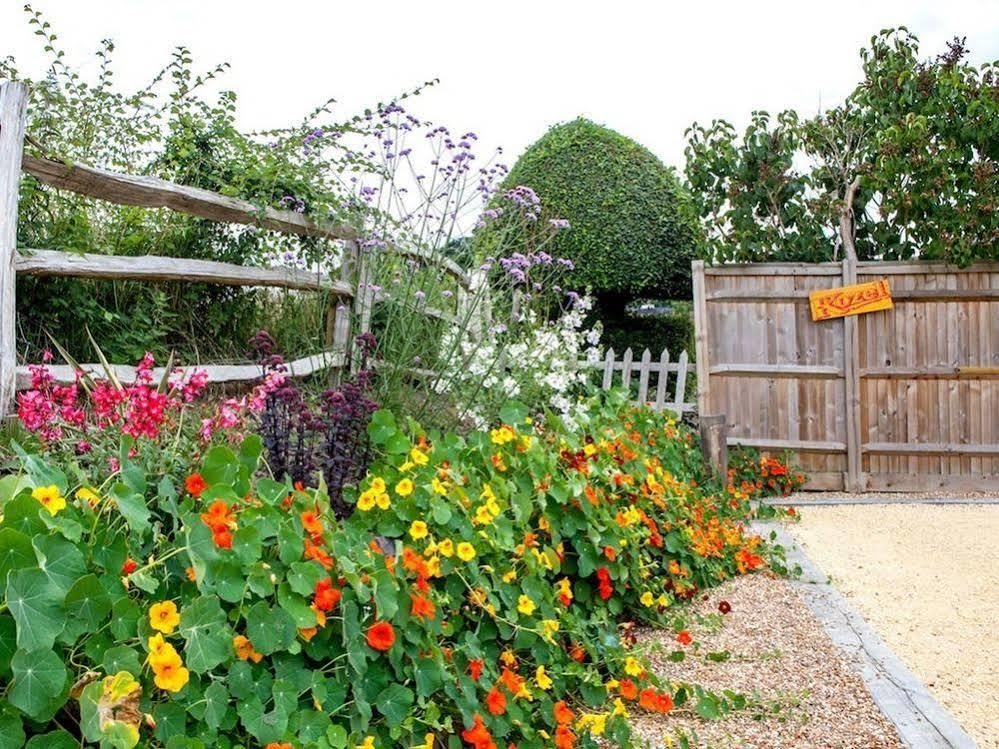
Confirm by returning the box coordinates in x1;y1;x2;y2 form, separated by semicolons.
0;618;15;678
256;478;289;506
0;711;25;749
288;562;325;596
326;724;348;748
5;568;64;651
26;729;81;749
110;483;150;534
102;645;141;676
203;681;229;730
1;494;45;536
245;601;295;655
11;446;68;495
0;528;34;585
371;566;399;619
8;648;67;719
32;534;86;594
202;446;238;486
375;683;414;728
368;410;398;443
64;573;112;629
232;525;261;565
178;595;231;672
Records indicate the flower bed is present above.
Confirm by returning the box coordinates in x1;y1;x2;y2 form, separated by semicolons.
0;391;780;748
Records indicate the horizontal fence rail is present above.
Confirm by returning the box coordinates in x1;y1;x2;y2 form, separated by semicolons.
580;347;695;413
15;248;354;295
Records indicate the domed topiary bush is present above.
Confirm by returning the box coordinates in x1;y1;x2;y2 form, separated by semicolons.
478;118;703;300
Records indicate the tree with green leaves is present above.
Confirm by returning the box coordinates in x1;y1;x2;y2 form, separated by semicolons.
478;117;703;300
685;29;998;265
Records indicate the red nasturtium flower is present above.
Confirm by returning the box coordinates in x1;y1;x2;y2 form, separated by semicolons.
185;473;207;497
676;629;692;646
468;658;484;682
301;509;324;537
553;700;574;725
554;725;576;749
121;558;137;575
618;678;639;700
410;593;436;621
366;621;395;652
461;713;496;749
313;578;341;612
485;685;506;715
596;567;614;600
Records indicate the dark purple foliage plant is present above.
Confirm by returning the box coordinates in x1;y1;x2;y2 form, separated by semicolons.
250;330;378;517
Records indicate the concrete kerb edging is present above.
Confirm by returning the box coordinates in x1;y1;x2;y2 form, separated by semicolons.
754;521;978;749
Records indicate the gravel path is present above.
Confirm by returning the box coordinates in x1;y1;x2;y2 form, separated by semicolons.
789;504;999;748
630;574;903;748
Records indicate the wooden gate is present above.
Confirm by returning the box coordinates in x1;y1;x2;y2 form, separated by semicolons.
692;260;999;492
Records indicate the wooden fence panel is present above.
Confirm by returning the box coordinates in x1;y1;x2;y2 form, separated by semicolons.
693;259;999;492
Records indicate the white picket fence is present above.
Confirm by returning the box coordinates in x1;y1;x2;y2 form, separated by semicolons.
579;348;695;413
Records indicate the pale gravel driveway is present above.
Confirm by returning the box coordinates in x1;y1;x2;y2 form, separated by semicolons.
788;504;999;749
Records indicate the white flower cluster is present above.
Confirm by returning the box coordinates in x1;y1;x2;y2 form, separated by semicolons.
435;296;600;428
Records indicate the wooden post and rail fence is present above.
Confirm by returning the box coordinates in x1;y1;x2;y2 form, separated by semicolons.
0;80;487;415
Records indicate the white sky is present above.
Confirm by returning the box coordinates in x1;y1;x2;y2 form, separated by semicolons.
3;0;998;171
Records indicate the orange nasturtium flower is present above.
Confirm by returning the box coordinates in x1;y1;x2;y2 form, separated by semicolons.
185;473;207;497
485;685;507;716
365;621;396;652
232;635;264;664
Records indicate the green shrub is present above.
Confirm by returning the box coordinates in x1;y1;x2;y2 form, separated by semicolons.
476;118;703;300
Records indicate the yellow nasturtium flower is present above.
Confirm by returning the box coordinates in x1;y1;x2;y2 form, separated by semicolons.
148;601;180;634
624;656;644;677
410;447;429;466
370;477;386;493
517;595;536;616
375;492;391;510
75;486;101;506
357;736;376;749
437;539;454;557
536;665;553;690
357;490;377;512
31;485;66;516
413;733;434;749
395;478;414;497
640;591;655;607
456;542;476;562
409;520;429;540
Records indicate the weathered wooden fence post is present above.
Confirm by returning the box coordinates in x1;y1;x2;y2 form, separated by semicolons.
699;413;729;480
327;239;359;385
0;82;29;420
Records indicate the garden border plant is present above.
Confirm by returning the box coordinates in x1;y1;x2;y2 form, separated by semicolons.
0;381;789;749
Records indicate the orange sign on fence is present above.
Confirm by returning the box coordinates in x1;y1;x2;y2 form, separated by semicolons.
809;279;893;321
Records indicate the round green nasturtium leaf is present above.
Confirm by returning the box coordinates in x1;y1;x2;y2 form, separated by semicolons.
110;483;151;535
0;494;45;536
246;601;296;655
375;683;414;728
25;729;78;749
203;681;230;730
0;527;34;584
33;535;87;595
5;567;65;651
102;645;142;677
178;595;231;673
8;648;67;719
0;710;26;749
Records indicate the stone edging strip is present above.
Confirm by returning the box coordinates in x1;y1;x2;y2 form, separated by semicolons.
755;521;978;749
766;497;999;507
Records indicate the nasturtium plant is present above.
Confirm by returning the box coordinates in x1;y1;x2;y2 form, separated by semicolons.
0;390;777;747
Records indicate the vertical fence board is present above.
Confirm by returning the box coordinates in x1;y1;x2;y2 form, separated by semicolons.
654;349;670;412
621;348;634;391
636;348;651;405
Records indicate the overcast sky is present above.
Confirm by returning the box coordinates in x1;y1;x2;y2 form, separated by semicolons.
3;0;998;171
